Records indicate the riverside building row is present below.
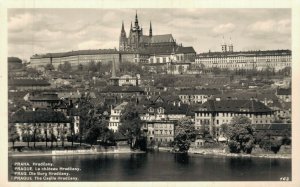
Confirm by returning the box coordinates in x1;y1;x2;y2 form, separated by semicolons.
9;91;290;144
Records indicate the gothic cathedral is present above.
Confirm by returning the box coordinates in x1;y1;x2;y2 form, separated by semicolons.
119;12;177;51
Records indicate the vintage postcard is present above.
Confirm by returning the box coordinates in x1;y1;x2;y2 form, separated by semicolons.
1;0;299;186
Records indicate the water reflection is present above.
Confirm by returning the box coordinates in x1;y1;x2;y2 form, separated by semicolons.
9;152;291;181
229;157;254;169
174;153;189;164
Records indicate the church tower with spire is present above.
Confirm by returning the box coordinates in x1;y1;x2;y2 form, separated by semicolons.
221;36;227;53
119;11;178;51
127;11;143;50
119;21;127;51
149;21;152;37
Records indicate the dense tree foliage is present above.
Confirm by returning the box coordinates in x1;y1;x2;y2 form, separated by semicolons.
74;95;114;147
119;61;143;75
75;96;96;145
173;117;196;152
259;138;282;154
119;103;144;149
85;120;111;146
154;75;179;87
8;125;20;149
8;57;22;64
224;116;255;154
78;64;84;71
255;129;290;154
44;63;54;71
58;62;72;72
87;61;98;73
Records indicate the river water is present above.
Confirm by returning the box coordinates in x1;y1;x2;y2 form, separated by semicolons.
9;152;291;181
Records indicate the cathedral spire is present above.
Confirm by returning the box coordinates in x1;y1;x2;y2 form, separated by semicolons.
120;21;126;38
135;10;139;28
121;21;125;32
149;21;152;37
135;10;138;20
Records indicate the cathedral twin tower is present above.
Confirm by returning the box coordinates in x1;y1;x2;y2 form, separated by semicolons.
119;12;176;51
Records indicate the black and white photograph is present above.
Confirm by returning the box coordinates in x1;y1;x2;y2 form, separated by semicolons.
2;1;299;185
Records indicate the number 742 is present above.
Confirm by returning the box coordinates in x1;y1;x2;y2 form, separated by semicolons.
280;177;290;181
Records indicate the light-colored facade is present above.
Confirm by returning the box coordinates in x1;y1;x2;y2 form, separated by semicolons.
140;104;187;122
142;121;174;143
73;116;80;134
108;102;128;132
140;99;190;143
117;74;141;86
178;89;220;104
14;122;72;142
195;49;291;72
167;62;191;75
149;52;185;64
194;99;274;136
29;50;144;70
11;110;79;142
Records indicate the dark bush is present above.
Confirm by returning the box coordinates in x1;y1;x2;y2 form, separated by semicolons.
270;140;282;154
281;136;291;145
228;140;241;153
260;138;282;154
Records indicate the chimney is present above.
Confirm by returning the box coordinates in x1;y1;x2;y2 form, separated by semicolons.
69;99;73;107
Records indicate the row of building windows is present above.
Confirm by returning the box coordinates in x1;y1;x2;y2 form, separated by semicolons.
196;118;271;125
197;58;290;64
149;55;185;63
196;56;291;61
17;123;70;127
154;124;173;129
196;112;272;118
201;62;291;68
109;122;120;127
110;116;120;120
155;130;173;135
155;138;173;142
179;95;208;99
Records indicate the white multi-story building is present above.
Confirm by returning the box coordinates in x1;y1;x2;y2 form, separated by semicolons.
140;96;191;143
108;102;128;132
10;110;75;142
30;49;121;69
195;44;291;72
194;99;274;136
142;121;175;143
178;89;221;105
147;46;196;64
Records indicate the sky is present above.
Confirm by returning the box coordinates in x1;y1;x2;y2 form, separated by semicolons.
8;8;291;60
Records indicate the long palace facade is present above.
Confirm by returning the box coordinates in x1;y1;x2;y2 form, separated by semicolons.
195;42;291;72
29;49;148;70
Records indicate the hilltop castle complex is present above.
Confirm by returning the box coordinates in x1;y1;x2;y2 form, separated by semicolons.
28;11;290;73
